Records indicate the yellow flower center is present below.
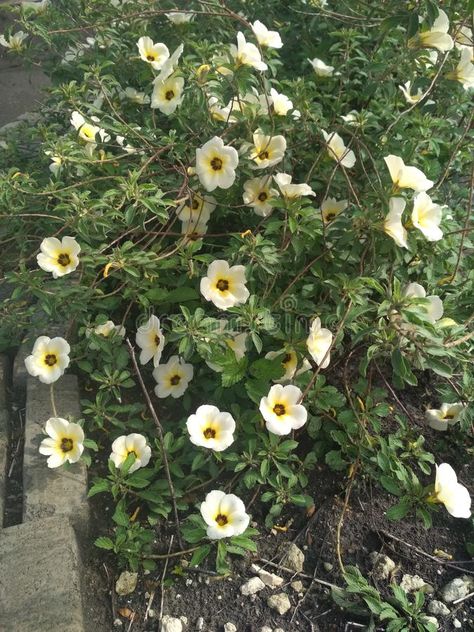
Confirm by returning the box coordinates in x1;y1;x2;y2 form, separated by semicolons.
210;157;223;171
215;513;228;526
325;212;336;222
258;191;268;202
57;252;71;267
60;437;74;453
444;414;454;420
170;374;181;386
127;449;137;459
203;427;216;439
147;53;157;62
165;90;175;101
258;150;269;160
216;278;229;292
154;335;160;347
282;353;292;366
273;403;286;416
191;198;201;210
44;353;58;367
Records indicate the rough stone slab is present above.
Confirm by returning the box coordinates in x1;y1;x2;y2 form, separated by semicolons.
23;374;89;527
0;516;87;631
12;340;30;398
0;355;9;523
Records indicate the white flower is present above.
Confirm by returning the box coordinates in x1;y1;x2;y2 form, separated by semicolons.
340;111;360;126
153;355;193;398
259;384;308;436
124;87;150;104
447;48;474;90
398;81;433;105
200;260;249;310
39;418;84;468
151;75;185;115
321;197;348;223
195;136;239;192
166;12;193;25
265;349;299;383
47;154;63;177
37;236;81;278
116;135;137;154
426;403;466;431
410;10;454;53
92;320;126;338
384;155;433;192
70;111;101;144
242;176;278;217
181;218;209;238
308;57;335;76
155;44;184;83
0;31;28;52
384;197;408;248
269;88;293;115
250;130;286;169
25;336;70;384
110;433;151;473
251;20;283;49
22;0;50;13
230;32;268;71
411;192;443;241
273;173;315;199
206;321;248;372
455;26;473;61
136;36;169;70
135;315;165;367
306;317;333;368
177;192;216;226
321;130;356;168
404;282;443;324
208;96;237;123
433;463;471;518
186;405;235;452
200;490;250;540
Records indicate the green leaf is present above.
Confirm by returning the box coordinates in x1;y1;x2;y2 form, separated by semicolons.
94;536;114;550
189;544;212;567
386;500;411;521
216;540;230;575
112;500;130;527
88;479;110;497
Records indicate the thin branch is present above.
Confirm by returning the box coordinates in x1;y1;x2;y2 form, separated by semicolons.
257;558;340;590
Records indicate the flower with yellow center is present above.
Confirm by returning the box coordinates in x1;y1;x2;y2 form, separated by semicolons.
166;12;193;25
398;81;433;105
39;417;84;468
321;130;356;168
207;96;238;123
124;87;150;105
306;317;333;368
37;236;81;278
411;192;443;242
409;9;454;53
90;320;126;338
250;130;286;169
135;315;165;367
251;20;283;49
269;88;293;116
70;111;101;144
384;155;433;192
206;321;248;372
186;405;236;452
0;31;28;52
321;197;348;223
308;57;335;76
195;136;239;192
447;48;474;90
110;433;151;474
259;384;308;435
177;192;216;226
200;260;249;310
265;349;299;383
273;173;315;199
404;282;443;324
426;403;466;431
230;32;268;71
242;176;278;217
151;75;185;115
454;26;473;61
136;36;170;70
25;336;70;384
384;197;408;249
200;490;250;539
432;463;471;518
153;355;193;398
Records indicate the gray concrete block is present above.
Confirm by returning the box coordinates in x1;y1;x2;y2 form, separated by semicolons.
12;340;30;398
0;516;87;631
23;375;89;527
0;355;9;523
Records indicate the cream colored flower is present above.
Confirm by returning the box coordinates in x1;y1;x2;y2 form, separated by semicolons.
200;490;250;539
206;321;247;372
242;176;278;217
230;32;268;71
447;48;474;90
47;154;63;177
404;282;443;324
39;418;84;468
186;405;235;451
153;355;193;398
433;463;471;518
321;130;356;168
340;111;362;126
195;136;239;191
0;31;28;52
269;88;293;115
384;155;433;192
135;315;165;367
177;192;216;227
384;197;408;248
25;336;70;384
200;260;249;310
273;173;315;199
155;44;184;83
454;26;473;61
265;349;299;383
409;10;454;52
251;20;283;48
321;197;348;223
92;320;126;338
166;12;193;25
70;111;101;144
181;218;209;238
398;81;433;104
110;433;151;473
306;317;332;368
151;75;185;114
308;57;335;76
116;135;137;154
208;96;238;123
136;36;169;70
124;87;150;104
250;130;286;169
37;236;81;278
426;403;466;431
259;384;308;435
22;0;49;13
411;192;443;241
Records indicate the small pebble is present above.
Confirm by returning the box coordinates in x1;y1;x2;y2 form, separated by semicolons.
323;562;333;572
291;580;304;593
186;579;193;586
113;619;123;628
224;624;237;632
196;617;204;631
453;619;462;629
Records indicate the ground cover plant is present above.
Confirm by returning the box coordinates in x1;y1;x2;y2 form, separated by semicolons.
0;0;473;629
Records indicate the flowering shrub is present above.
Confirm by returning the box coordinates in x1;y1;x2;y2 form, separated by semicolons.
0;0;473;588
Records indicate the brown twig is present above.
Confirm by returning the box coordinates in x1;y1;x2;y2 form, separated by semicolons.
158;535;174;628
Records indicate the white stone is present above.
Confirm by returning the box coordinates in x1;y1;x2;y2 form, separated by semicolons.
440;575;474;604
260;627;273;632
240;576;265;596
281;542;305;572
224;624;237;632
428;600;450;616
291;580;304;592
162;615;183;632
399;574;431;594
180;616;188;625
251;564;284;588
196;617;204;631
115;571;138;596
453;618;462;629
369;552;396;581
267;592;292;615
